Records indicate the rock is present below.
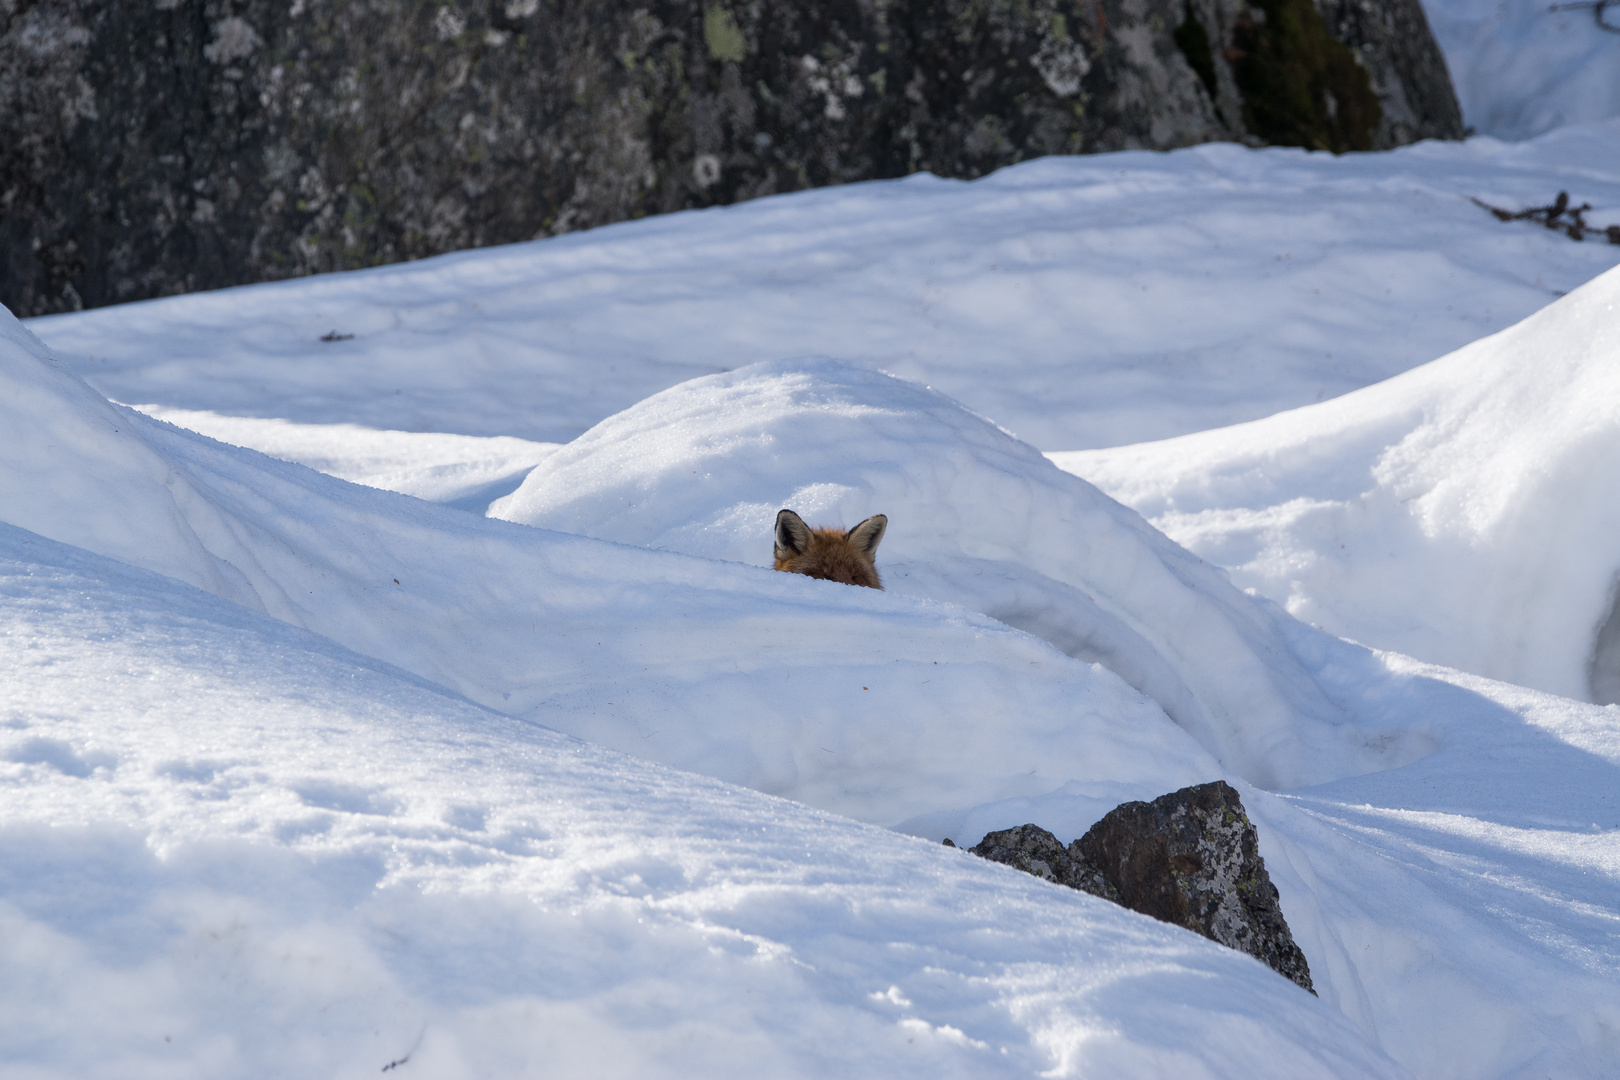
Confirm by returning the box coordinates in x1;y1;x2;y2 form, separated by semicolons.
970;781;1315;993
968;822;1122;903
0;0;1462;316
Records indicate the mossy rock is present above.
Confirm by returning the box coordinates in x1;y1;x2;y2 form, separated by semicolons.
1231;0;1382;152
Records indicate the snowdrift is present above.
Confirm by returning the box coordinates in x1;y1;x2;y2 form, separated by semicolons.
1055;263;1620;704
0;310;1221;828
489;358;1416;789
7;301;1620;1077
1;522;1398;1079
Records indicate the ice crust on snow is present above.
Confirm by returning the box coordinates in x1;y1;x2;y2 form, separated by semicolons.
1054;264;1620;705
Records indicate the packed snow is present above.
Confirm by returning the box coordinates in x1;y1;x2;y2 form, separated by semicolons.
8;102;1620;1080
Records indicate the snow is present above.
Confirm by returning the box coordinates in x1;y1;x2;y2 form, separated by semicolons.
30;123;1620;457
488;356;1410;792
7;111;1620;1079
1421;0;1620;139
1052;263;1620;705
3;523;1398;1079
131;406;560;511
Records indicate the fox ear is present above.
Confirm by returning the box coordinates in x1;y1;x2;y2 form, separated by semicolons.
775;509;812;558
845;514;887;557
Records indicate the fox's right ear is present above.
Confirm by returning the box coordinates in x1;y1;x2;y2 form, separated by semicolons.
775;509;812;558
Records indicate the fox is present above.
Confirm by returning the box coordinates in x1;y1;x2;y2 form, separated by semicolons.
773;508;888;589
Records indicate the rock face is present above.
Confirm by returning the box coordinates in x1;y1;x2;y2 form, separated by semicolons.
969;781;1315;993
0;0;1462;317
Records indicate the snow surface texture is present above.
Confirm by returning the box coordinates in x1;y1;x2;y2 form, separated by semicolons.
1422;0;1620;138
29;123;1620;456
1053;264;1620;705
7;296;1620;1077
3;524;1405;1079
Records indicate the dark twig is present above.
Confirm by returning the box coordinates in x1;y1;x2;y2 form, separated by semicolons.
1548;0;1620;33
1471;191;1620;244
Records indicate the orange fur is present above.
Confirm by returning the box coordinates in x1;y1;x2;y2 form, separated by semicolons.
773;509;887;589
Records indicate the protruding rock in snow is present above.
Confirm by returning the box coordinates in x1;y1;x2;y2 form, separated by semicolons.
1075;781;1315;994
972;782;1314;994
969;823;1122;904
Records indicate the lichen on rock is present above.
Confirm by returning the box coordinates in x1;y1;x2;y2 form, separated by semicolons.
0;0;1462;316
969;781;1316;993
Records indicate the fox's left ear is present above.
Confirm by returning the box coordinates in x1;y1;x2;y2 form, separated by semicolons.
845;514;887;556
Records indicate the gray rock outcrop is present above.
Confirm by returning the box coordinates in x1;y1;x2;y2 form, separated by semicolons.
967;780;1315;993
1;0;1462;317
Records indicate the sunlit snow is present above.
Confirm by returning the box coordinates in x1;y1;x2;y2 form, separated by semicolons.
8;119;1620;1079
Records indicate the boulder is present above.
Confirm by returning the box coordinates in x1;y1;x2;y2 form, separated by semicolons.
1;0;1462;316
968;780;1315;993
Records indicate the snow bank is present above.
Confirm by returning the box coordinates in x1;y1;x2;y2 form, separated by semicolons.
0;522;1397;1079
31;123;1620;453
1054;263;1620;704
1421;0;1620;139
0;309;1217;828
490;358;1426;790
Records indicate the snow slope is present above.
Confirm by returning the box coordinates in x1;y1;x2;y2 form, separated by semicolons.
3;522;1402;1079
1421;0;1620;139
2;311;1230;829
9;300;1620;1078
1053;263;1620;705
29;122;1620;458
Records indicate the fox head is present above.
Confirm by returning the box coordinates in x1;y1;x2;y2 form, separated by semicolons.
773;509;888;589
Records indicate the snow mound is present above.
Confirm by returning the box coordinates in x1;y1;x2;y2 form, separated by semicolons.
1422;0;1620;139
489;359;1436;790
0;308;1216;828
0;522;1396;1079
1053;263;1620;704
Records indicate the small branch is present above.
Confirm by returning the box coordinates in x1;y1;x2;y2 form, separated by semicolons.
1470;191;1620;244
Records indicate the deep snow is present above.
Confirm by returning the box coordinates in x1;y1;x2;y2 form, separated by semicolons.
7;111;1620;1080
5;522;1402;1079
